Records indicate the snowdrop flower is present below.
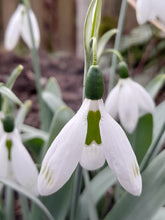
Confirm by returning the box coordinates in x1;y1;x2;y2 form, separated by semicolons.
136;0;165;24
4;3;40;50
105;62;155;133
38;65;142;196
0;116;38;195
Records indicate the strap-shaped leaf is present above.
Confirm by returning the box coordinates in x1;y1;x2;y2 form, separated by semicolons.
0;85;22;106
84;0;102;73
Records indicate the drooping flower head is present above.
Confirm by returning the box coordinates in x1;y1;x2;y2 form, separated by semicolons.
38;65;142;196
136;0;165;24
105;61;155;133
4;3;40;50
0;116;38;195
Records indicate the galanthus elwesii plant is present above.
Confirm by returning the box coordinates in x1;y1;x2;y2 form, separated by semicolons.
4;2;40;50
38;65;142;196
136;0;165;24
0;116;38;195
105;61;155;133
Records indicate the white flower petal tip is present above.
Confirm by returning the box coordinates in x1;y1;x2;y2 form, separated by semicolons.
4;4;40;50
119;162;142;196
80;144;105;170
105;78;155;133
136;0;165;25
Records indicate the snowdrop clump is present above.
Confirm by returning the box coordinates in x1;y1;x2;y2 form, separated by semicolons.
0;116;38;195
4;3;40;50
136;0;165;24
38;65;142;196
105;62;155;133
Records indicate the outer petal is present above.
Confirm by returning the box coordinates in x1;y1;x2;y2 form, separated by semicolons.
136;0;155;24
4;5;23;50
130;80;155;115
80;143;105;170
0;134;8;190
11;130;38;195
118;82;138;133
38;99;89;195
99;103;142;196
105;83;120;119
21;9;40;49
153;1;165;22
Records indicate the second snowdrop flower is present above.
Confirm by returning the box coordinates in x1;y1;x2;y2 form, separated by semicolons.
4;3;40;50
38;65;142;197
0;116;38;195
105;62;155;133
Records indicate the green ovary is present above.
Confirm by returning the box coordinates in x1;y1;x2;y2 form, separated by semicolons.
6;139;12;160
85;110;102;145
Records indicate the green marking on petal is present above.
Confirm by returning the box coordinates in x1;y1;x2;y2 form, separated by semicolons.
85;110;102;145
6;139;12;160
133;163;139;177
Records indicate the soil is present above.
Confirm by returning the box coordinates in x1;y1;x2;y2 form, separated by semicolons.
0;50;110;128
0;50;164;128
0;50;84;128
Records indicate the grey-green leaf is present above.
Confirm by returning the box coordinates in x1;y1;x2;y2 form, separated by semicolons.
152;208;165;220
42;91;65;113
6;65;23;89
146;73;165;99
0;85;22;106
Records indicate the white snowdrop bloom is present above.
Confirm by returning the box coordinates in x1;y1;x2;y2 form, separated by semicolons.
38;97;142;196
105;77;155;133
4;4;40;50
0;128;39;195
136;0;165;24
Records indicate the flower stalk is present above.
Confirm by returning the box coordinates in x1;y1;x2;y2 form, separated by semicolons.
109;0;128;91
22;0;47;130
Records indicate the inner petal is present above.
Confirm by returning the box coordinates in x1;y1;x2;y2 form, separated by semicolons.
80;143;105;170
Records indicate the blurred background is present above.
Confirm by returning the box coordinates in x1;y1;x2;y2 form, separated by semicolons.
0;0;138;57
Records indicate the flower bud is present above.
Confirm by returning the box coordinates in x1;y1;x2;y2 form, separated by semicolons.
3;116;15;133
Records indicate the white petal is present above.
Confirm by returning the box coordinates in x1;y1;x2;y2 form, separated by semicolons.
153;1;165;23
99;105;142;196
38;99;90;195
11;130;38;195
4;5;23;50
105;84;120;119
130;80;155;115
80;144;105;170
118;83;138;133
0;134;8;190
136;0;155;24
21;9;40;49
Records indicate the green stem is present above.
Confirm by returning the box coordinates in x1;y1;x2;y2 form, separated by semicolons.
5;187;14;220
104;49;123;62
70;165;83;220
92;37;97;66
108;0;127;92
23;0;47;130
